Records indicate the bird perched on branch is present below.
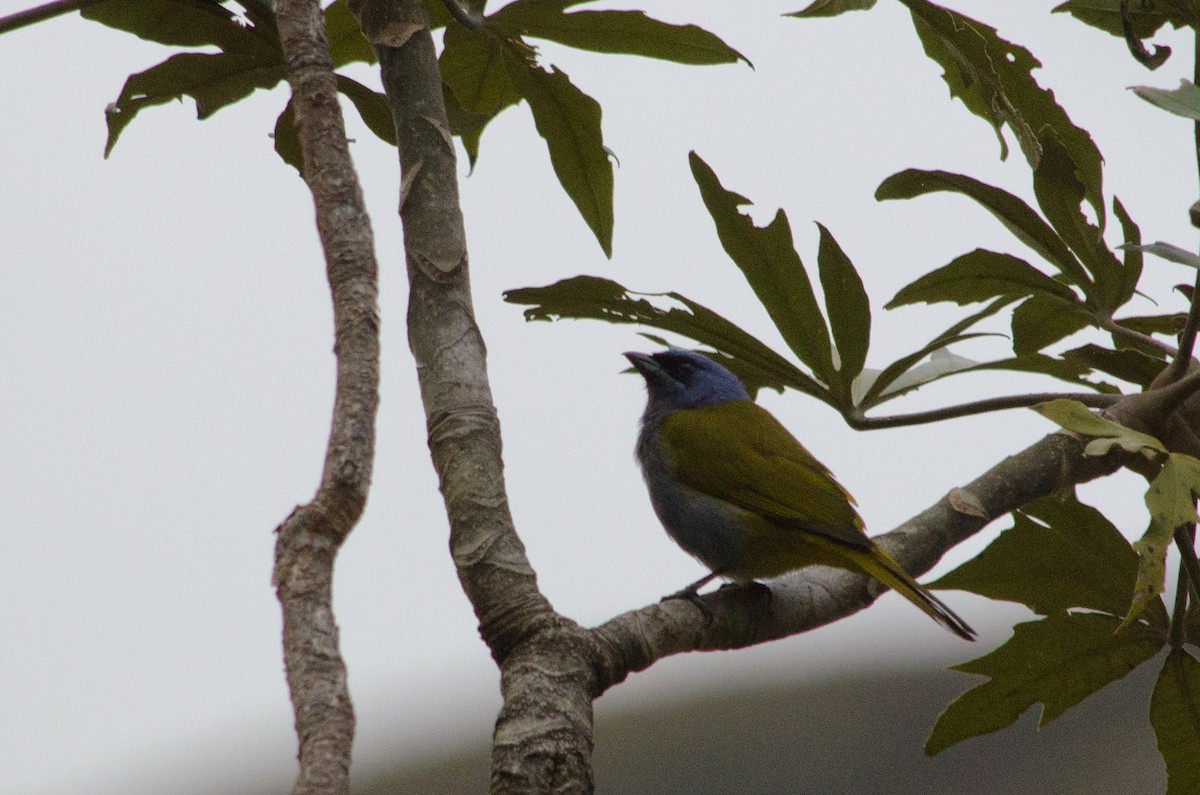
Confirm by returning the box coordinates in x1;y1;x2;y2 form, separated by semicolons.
625;348;974;640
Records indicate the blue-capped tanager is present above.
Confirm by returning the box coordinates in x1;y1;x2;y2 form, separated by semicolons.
626;349;975;640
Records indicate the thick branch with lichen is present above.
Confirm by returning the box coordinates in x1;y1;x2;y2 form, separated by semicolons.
272;1;381;793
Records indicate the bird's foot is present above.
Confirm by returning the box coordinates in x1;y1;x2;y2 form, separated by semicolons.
742;580;774;607
660;588;714;625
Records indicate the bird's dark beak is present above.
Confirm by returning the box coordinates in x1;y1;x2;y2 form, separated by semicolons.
623;351;659;378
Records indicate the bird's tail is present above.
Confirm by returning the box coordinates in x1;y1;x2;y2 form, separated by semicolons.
850;546;976;641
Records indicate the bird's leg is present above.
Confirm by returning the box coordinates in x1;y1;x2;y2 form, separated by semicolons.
660;571;720;624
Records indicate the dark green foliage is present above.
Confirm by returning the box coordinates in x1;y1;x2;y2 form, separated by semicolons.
1062;344;1166;389
925;613;1164;755
1152;649;1200;795
816;223;870;385
898;0;1105;227
932;494;1148;618
503;51;614;256
1052;0;1192;41
78;0;742;254
787;0;878;19
888;249;1077;308
489;0;747;64
689;153;835;390
504;275;823;400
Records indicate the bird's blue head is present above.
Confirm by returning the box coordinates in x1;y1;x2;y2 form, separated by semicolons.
625;349;750;419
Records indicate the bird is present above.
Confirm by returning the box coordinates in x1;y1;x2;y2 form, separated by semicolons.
625;348;975;640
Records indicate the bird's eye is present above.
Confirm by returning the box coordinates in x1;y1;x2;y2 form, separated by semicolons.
671;361;695;379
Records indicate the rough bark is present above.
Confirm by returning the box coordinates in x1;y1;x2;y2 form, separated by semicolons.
272;1;382;792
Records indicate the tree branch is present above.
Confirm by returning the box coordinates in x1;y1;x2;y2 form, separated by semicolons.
272;1;381;792
847;390;1120;430
1163;270;1200;384
0;0;106;36
351;0;583;788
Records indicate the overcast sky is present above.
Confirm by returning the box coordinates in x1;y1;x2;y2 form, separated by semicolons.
3;2;1196;793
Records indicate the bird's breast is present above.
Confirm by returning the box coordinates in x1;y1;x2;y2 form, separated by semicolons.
635;422;751;578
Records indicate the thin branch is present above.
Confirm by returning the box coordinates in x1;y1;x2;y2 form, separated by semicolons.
272;0;382;792
1195;27;1200;196
0;0;107;35
1175;525;1200;613
846;391;1119;430
1165;266;1200;383
442;0;484;30
1171;558;1189;648
1097;314;1178;357
1145;367;1200;417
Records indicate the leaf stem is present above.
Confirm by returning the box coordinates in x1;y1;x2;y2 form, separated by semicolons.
1164;268;1200;383
1174;525;1200;612
0;0;107;35
1170;558;1189;648
1097;314;1178;357
441;0;483;30
847;391;1119;430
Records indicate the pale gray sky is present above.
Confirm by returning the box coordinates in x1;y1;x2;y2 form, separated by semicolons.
2;3;1194;793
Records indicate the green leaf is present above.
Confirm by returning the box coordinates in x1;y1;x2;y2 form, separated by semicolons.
104;52;285;157
1132;455;1200;624
1122;242;1200;270
327;0;377;68
898;0;1105;228
855;346;981;405
490;1;748;65
1032;398;1167;458
815;224;870;384
1011;294;1091;355
862;296;1015;405
335;74;397;146
423;0;455;29
926;612;1164;755
1063;343;1165;389
1152;648;1200;795
1132;80;1200;120
689;153;835;388
503;51;614;257
503;275;833;403
876;170;1089;289
1112;196;1144;306
1116;314;1185;337
787;0;878;18
81;0;273;54
888;249;1076;308
1052;0;1173;39
930;493;1143;617
440;25;521;117
966;353;1104;391
441;83;492;168
1033;133;1122;308
271;78;394;175
272;98;302;174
